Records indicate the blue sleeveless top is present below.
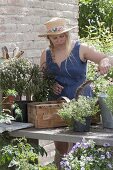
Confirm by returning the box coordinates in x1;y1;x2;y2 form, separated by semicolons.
46;41;92;99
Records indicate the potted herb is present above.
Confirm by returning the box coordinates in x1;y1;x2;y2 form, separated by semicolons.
0;57;33;122
0;89;22;124
5;89;18;103
60;138;113;170
0;57;32;100
58;95;99;132
29;64;55;102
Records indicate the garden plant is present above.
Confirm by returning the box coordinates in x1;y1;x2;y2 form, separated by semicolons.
60;138;113;170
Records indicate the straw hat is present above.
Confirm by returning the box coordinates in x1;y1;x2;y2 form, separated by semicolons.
38;17;75;37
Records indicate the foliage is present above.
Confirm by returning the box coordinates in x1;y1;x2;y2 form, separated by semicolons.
80;23;113;96
11;103;23;122
0;57;32;100
28;64;55;102
0;58;55;102
87;61;110;96
79;0;113;38
39;163;57;170
0;112;14;124
80;23;113;54
5;89;18;97
0;137;47;170
60;138;113;170
0;89;23;124
58;95;99;125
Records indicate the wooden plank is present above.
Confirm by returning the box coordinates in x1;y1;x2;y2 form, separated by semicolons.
10;125;113;146
0;121;33;133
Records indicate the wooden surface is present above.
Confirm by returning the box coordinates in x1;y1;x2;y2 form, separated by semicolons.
0;121;33;133
10;124;113;146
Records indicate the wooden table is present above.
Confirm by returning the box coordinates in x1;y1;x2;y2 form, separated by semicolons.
9;124;113;146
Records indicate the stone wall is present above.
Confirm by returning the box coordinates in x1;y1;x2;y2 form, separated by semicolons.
0;0;79;64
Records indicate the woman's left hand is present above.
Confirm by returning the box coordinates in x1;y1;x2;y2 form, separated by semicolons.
98;58;111;75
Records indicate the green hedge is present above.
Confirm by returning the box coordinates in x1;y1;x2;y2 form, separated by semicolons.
79;0;113;38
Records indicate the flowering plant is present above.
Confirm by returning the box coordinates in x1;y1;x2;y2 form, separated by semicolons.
60;138;113;170
58;95;99;125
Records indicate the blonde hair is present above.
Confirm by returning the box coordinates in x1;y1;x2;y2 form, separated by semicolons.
47;32;71;60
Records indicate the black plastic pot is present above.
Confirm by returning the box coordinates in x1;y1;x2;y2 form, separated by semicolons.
73;117;91;132
13;100;33;123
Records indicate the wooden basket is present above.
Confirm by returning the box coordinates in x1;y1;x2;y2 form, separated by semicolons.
27;99;67;128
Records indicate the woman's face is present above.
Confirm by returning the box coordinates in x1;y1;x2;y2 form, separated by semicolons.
49;33;67;47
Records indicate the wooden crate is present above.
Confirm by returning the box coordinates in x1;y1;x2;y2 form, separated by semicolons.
27;100;67;128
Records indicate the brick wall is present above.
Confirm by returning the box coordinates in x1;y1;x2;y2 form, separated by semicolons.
0;0;79;64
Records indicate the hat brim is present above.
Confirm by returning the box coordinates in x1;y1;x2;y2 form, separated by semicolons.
38;26;75;37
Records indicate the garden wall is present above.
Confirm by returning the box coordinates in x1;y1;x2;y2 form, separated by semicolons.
0;0;79;64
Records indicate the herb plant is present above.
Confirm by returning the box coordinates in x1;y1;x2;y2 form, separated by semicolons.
28;64;55;102
0;57;32;100
58;95;99;125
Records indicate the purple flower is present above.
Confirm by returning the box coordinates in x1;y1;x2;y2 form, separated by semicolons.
103;143;110;147
70;142;81;153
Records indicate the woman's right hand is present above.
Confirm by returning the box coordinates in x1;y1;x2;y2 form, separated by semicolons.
53;82;64;95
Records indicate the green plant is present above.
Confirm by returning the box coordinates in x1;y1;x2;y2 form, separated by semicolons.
60;138;113;170
0;111;14;124
79;0;113;38
87;61;110;96
58;95;99;126
5;89;18;97
28;64;55;102
11;103;23;122
39;163;57;170
0;57;32;100
0;90;16;124
0;137;47;170
81;23;113;97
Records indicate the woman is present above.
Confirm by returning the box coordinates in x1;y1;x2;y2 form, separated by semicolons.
39;17;112;169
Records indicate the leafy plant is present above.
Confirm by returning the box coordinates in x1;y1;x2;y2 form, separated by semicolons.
5;89;18;97
0;111;14;124
11;103;23;122
0;137;47;170
87;61;110;96
58;95;99;125
79;0;113;38
81;22;113;97
0;57;32;100
60;138;113;170
28;64;55;102
39;163;57;170
0;90;18;124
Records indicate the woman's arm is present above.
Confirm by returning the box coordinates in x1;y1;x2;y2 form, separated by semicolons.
40;50;46;69
80;43;112;74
